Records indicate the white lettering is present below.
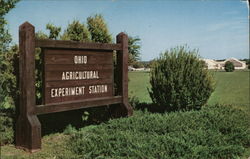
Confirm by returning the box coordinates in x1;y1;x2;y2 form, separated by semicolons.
51;89;55;97
61;71;99;80
50;86;85;98
62;72;65;80
74;56;87;64
89;85;108;94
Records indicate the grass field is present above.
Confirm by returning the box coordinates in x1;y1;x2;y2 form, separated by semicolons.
207;71;250;110
128;70;250;111
128;71;151;103
1;70;249;158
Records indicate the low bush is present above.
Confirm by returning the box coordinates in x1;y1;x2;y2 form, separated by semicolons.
66;105;250;159
0;110;14;145
149;46;215;111
128;91;140;109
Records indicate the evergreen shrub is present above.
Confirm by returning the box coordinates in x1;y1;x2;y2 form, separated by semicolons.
66;105;250;159
149;46;215;111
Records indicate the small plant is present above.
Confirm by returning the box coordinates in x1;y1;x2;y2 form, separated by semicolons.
0;110;14;145
63;124;77;135
224;61;235;72
82;111;90;122
148;46;215;111
128;91;140;109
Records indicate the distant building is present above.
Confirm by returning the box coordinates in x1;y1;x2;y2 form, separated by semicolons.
128;66;136;71
202;57;246;70
223;58;246;70
128;66;150;72
203;59;220;69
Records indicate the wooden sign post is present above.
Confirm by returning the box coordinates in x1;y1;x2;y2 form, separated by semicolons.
16;22;133;152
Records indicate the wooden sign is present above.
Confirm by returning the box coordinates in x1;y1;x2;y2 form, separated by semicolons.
43;49;114;104
15;22;133;152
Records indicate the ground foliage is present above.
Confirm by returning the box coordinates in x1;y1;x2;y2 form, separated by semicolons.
0;110;14;145
66;105;250;159
149;46;215;111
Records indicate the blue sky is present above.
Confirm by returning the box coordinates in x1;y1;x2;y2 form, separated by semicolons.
5;0;249;60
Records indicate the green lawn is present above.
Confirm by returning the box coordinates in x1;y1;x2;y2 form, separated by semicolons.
128;70;250;111
128;71;151;103
207;71;250;110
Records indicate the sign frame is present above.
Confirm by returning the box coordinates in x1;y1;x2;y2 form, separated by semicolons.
15;22;133;152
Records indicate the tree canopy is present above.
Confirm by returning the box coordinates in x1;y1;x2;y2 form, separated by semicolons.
128;36;141;65
224;61;235;72
61;20;91;42
87;14;112;43
0;0;20;110
46;23;61;40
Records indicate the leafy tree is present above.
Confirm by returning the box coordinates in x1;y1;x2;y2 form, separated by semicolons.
243;59;250;69
148;59;156;68
87;14;112;43
33;31;49;104
35;31;49;39
61;20;91;42
149;46;215;111
0;0;20;110
46;23;61;40
128;36;141;65
133;61;144;68
0;0;19;145
224;61;235;72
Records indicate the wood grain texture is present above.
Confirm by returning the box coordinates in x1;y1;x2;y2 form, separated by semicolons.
35;39;122;51
16;22;41;151
113;32;133;117
45;83;113;104
36;96;122;115
44;49;113;65
43;48;114;104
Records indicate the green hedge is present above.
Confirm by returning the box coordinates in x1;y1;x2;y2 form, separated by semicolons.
66;105;250;159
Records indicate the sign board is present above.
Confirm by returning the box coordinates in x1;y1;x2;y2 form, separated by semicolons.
43;49;113;104
15;22;133;152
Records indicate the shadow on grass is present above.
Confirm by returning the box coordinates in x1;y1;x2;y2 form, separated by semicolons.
134;102;165;113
